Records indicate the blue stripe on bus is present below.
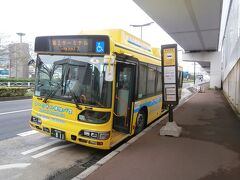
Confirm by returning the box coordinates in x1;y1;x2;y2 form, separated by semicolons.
134;97;161;113
127;39;151;52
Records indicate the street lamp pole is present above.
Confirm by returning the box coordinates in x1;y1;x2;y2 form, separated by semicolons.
130;22;154;39
16;32;26;43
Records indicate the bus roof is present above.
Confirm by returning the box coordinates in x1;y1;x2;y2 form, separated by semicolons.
79;29;161;58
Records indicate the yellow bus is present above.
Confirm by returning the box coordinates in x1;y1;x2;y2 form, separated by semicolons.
30;29;168;149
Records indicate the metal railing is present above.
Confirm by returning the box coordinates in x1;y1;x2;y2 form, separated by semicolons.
0;82;34;87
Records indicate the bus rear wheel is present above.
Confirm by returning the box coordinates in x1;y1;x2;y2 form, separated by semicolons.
135;110;146;135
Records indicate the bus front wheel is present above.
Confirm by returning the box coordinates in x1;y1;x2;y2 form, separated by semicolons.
135;110;146;135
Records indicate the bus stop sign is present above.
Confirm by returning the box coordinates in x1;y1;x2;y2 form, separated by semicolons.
161;44;179;106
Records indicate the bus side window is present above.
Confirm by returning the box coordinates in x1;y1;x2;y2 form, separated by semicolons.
156;67;162;93
138;64;147;99
147;66;156;95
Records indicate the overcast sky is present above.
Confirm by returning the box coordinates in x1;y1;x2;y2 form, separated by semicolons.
0;0;177;47
0;0;206;74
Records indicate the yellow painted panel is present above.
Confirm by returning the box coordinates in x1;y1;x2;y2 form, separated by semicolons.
163;48;176;66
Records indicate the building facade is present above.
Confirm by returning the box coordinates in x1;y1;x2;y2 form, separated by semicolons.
221;0;240;114
8;43;30;78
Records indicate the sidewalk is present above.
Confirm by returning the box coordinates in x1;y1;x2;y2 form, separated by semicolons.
83;89;240;180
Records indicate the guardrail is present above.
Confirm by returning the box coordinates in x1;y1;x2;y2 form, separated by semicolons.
0;82;34;87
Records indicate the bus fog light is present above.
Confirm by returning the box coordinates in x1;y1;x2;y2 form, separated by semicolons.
97;142;103;145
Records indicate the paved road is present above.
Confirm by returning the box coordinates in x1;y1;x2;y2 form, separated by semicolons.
0;99;32;140
0;99;32;114
0;99;105;180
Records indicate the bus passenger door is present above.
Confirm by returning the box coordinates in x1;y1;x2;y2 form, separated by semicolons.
113;62;136;134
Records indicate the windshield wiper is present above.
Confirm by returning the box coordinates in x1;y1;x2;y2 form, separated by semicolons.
43;82;62;103
66;83;82;110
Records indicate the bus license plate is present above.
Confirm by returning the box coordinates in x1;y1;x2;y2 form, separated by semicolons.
51;128;65;140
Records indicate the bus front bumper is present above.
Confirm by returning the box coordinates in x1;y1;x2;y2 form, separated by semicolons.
29;121;111;150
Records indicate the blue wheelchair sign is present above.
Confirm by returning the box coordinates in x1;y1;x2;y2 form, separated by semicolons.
96;41;105;53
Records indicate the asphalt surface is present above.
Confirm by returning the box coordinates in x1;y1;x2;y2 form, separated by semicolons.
0;99;32;113
0;99;105;180
0;99;32;140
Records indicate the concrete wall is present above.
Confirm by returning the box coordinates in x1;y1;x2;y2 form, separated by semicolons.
223;60;240;114
182;52;221;88
221;0;240;114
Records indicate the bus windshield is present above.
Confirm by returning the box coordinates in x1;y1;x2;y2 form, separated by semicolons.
35;54;112;108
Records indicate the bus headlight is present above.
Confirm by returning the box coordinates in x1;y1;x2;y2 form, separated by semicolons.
31;116;42;125
78;110;110;124
98;132;110;140
79;130;110;140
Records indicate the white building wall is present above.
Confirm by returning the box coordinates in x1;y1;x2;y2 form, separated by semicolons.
221;0;240;114
209;53;222;89
223;76;228;95
223;60;240;113
228;65;236;104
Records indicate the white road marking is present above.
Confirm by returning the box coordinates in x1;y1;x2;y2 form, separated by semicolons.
0;163;31;170
21;140;62;155
17;130;38;137
32;144;75;159
0;109;32;116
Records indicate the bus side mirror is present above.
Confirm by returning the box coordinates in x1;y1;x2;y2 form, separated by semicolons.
28;59;35;66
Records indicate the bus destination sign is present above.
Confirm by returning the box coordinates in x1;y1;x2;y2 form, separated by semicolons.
35;35;110;54
51;38;90;53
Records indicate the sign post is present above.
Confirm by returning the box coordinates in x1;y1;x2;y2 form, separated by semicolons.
160;44;182;137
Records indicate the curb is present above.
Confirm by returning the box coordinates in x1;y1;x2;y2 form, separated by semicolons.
72;113;169;180
72;91;198;180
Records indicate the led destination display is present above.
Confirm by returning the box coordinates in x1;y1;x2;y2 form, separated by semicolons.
35;35;110;54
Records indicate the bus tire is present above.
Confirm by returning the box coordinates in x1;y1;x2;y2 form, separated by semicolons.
135;109;146;135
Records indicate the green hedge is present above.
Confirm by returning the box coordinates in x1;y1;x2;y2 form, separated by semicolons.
0;78;34;82
0;87;28;97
